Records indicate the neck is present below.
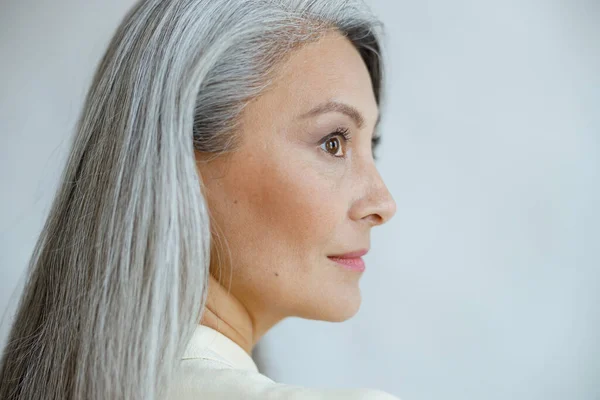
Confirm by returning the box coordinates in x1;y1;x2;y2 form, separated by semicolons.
199;274;282;355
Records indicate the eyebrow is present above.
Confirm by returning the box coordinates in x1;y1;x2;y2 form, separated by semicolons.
298;100;380;130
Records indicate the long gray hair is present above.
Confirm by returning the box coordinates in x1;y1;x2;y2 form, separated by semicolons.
0;0;385;398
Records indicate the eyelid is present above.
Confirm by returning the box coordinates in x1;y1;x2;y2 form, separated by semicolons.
318;127;351;143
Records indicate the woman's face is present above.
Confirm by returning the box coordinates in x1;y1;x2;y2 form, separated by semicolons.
196;31;396;325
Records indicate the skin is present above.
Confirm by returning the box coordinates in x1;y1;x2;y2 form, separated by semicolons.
194;30;396;356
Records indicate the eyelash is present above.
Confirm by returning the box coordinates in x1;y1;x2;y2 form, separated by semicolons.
319;127;381;160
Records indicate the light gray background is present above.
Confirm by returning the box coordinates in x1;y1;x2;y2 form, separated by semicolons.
1;1;598;400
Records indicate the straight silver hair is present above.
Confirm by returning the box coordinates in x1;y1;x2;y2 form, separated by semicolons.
0;0;385;398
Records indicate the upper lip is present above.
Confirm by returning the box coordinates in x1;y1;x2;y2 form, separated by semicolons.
328;248;369;259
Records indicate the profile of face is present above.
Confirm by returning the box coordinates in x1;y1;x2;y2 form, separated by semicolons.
195;31;396;331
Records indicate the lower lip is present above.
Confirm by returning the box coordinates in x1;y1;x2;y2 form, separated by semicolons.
328;256;366;272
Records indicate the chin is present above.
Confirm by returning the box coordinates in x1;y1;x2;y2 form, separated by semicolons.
328;297;362;322
298;289;363;322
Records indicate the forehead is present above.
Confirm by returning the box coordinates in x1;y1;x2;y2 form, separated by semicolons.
245;31;379;125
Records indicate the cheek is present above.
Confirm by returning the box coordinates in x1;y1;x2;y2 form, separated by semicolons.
250;158;343;257
204;145;355;317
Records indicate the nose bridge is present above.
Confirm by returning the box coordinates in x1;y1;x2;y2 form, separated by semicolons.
352;156;397;225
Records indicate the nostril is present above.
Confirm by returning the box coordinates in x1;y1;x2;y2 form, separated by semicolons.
365;213;384;227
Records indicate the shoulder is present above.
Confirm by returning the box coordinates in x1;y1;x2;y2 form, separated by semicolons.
166;358;401;400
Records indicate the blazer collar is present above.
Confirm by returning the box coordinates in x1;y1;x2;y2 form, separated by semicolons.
182;324;259;373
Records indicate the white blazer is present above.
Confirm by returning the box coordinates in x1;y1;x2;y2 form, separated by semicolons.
166;324;401;399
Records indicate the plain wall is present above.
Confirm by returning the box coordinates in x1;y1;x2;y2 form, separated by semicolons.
1;1;598;400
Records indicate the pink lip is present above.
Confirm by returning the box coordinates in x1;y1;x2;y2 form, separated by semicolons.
329;249;369;259
328;256;366;272
327;249;368;272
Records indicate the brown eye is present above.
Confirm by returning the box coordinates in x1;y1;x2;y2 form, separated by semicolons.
319;127;351;158
324;137;343;157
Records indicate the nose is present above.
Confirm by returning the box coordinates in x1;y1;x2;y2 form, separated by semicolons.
350;162;397;227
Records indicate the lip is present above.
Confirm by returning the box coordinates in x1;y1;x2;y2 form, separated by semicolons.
328;249;369;259
328;256;366;272
327;249;368;272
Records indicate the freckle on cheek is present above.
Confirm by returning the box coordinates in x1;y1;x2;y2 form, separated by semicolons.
274;272;279;277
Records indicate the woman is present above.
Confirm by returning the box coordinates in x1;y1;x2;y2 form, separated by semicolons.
0;0;398;398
